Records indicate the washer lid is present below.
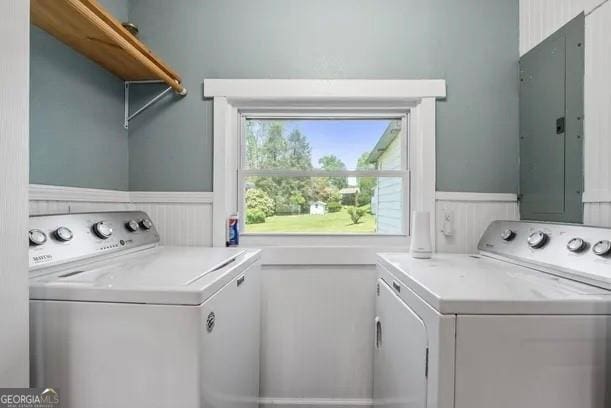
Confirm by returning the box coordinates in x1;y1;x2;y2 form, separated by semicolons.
29;247;260;305
378;253;611;315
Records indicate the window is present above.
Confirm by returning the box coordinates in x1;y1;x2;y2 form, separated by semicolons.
238;115;409;234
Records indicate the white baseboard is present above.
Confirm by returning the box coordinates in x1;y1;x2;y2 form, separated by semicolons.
258;398;373;408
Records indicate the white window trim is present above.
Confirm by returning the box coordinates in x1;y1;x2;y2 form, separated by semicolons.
237;111;410;236
204;79;446;261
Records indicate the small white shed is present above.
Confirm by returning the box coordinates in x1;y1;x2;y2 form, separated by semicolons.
309;201;326;215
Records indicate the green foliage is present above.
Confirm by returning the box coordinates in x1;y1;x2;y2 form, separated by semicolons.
318;155;348;190
356;152;377;207
347;206;367;224
245;188;275;217
327;200;342;213
246;209;266;224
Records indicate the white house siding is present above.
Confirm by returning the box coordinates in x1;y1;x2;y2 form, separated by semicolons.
375;136;402;234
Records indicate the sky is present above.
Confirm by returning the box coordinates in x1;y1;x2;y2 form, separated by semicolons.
284;119;392;169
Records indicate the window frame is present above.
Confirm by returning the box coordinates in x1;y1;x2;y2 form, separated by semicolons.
237;111;411;237
203;79;445;260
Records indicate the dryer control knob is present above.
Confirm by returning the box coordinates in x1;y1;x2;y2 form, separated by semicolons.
140;219;153;230
501;229;516;241
93;222;113;239
528;231;548;249
126;220;140;232
592;240;611;256
567;238;586;253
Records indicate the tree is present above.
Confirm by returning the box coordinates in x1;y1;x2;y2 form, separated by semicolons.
318;155;348;190
356;152;377;207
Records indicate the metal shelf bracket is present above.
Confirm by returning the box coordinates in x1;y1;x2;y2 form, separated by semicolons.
124;80;183;130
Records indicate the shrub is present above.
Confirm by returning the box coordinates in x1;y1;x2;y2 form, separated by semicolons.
347;206;366;224
246;209;266;224
245;188;275;217
327;200;342;213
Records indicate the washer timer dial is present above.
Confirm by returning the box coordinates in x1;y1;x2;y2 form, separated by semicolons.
29;229;48;246
55;226;74;242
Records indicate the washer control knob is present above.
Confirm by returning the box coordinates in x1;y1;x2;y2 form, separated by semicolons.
567;238;586;253
55;226;74;242
501;229;516;241
126;220;140;232
592;240;611;256
29;229;48;246
528;231;548;249
140;219;153;230
93;222;113;239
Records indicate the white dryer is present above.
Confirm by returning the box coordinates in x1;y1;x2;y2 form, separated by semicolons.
28;211;261;408
375;220;611;408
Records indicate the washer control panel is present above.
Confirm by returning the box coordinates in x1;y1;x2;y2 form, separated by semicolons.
479;221;611;290
29;211;160;270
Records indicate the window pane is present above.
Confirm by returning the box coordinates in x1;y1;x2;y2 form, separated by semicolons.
243;176;403;234
244;118;403;171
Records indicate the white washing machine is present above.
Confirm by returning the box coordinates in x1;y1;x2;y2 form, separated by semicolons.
28;211;261;408
375;220;611;408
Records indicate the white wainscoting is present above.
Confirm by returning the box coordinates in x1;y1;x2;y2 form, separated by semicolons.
29;185;213;247
259;265;375;408
436;192;519;254
519;0;607;55
585;203;611;227
130;192;213;246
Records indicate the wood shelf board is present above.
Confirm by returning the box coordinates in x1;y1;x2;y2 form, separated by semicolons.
31;0;183;91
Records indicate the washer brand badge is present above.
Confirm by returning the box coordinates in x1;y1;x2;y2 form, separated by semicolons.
0;388;60;408
32;254;53;264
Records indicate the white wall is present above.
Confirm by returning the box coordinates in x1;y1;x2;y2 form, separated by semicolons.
259;265;375;408
0;0;30;386
436;193;520;253
519;0;611;227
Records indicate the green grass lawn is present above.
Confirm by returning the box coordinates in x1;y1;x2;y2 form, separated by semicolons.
246;206;376;234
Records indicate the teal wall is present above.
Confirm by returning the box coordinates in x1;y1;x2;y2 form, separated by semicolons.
128;0;519;193
29;0;129;190
30;0;519;193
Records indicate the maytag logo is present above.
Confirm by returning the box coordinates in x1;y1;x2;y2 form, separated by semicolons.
32;254;53;263
0;388;60;408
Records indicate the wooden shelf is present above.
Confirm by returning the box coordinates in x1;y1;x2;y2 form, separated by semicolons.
31;0;186;94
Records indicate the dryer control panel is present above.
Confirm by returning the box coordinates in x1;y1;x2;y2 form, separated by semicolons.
29;211;160;270
479;220;611;290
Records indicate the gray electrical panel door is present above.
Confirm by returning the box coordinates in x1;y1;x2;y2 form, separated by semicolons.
519;14;584;223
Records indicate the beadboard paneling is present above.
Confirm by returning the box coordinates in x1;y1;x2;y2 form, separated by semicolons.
519;0;607;55
436;195;519;254
0;0;29;386
584;1;611;210
585;203;611;227
29;186;213;247
130;203;213;246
